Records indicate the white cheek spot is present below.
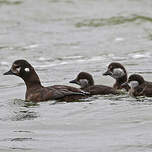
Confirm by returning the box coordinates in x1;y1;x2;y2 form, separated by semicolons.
24;68;30;72
16;67;21;73
129;81;139;88
112;68;125;79
79;79;89;88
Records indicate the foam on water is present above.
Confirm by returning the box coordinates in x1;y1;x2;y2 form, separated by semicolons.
129;52;151;59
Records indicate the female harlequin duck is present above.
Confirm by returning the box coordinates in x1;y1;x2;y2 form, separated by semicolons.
3;60;89;102
123;74;152;97
103;62;130;91
69;72;118;95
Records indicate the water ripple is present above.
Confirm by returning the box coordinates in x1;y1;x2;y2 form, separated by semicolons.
128;52;151;59
11;110;39;121
0;0;22;6
2;137;34;142
75;15;152;28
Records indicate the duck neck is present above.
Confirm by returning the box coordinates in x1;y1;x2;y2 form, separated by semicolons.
115;74;127;89
88;77;94;86
22;70;42;90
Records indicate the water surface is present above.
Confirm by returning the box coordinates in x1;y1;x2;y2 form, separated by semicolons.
1;0;152;151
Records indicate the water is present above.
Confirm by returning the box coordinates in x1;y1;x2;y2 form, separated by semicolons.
0;0;152;151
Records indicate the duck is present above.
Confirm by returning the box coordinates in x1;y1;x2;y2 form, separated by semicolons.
103;62;130;91
123;74;152;97
3;60;89;102
69;72;118;95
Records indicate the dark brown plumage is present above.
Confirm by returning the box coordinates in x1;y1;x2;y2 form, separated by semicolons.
3;60;88;102
127;74;152;97
103;62;130;91
69;72;118;95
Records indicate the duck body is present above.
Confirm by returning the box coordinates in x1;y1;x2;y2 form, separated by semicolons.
126;74;152;97
4;60;88;102
81;85;117;95
70;72;118;95
25;85;88;102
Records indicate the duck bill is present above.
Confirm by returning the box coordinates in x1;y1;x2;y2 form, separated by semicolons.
69;79;79;85
103;70;112;76
3;69;14;75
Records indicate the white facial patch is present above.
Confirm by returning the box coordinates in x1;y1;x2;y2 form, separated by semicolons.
16;67;21;72
129;81;139;89
112;68;125;79
79;79;89;88
24;68;30;72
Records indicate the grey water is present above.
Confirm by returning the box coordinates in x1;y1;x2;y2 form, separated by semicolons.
1;0;152;151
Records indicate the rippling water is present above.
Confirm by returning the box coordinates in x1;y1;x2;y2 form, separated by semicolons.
1;0;152;151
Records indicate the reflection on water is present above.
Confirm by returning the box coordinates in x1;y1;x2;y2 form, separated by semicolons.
9;147;33;151
13;99;40;107
2;137;34;142
10;99;40;121
11;110;39;121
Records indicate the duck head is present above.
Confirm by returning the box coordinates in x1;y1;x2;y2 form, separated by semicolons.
4;59;41;88
69;72;94;89
103;62;127;79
